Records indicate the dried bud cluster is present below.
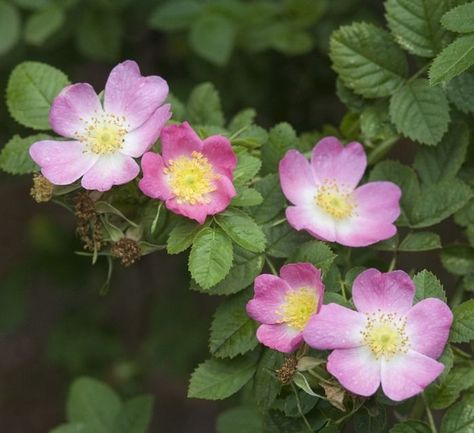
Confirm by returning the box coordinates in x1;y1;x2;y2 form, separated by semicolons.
111;238;141;267
30;174;53;203
74;192;103;252
276;355;298;385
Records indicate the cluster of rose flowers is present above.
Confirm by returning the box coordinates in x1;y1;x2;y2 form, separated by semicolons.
30;61;453;403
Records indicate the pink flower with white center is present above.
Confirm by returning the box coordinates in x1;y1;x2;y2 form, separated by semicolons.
279;137;401;247
246;263;325;353
303;268;453;401
29;60;171;192
139;122;237;224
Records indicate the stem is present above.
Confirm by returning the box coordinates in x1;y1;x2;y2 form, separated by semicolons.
151;201;163;234
291;383;313;433
270;217;287;227
340;280;348;301
367;136;399;165
265;256;278;276
388;253;397;272
452;345;471;359
422;392;437;433
407;64;430;84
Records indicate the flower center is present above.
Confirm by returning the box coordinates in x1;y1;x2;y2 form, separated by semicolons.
315;182;355;219
277;288;317;331
164;151;220;205
77;113;129;155
361;312;409;360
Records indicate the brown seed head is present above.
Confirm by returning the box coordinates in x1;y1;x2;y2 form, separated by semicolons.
111;238;141;267
276;355;298;385
30;174;53;203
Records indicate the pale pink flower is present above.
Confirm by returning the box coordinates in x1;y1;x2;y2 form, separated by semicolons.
246;263;325;353
30;60;171;191
279;137;401;247
303;269;452;401
139;122;237;224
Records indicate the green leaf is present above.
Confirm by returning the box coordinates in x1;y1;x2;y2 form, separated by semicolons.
228;108;256;133
289;241;336;274
253;349;283;409
231;187;263;207
441;2;474;33
369;161;420;226
249;174;286;224
447;72;474;114
76;9;122;62
167;219;204;255
429;34;474;85
389;79;450;146
390;421;431;433
6;61;70;130
0;1;20;55
261;122;299;174
410;178;472;228
336;78;366;112
114;395;154;433
385;0;449;57
414;121;469;184
441;245;474;275
67;377;122;433
187;82;225;127
216;209;266;253
440;394;474;433
413;270;446;303
189;13;235;66
330;22;408;98
188;351;259;400
232;125;268;149
0;134;50;175
209;290;258;358
264;221;307;258
354;407;386;433
450;299;474;343
50;424;86;433
189;227;233;289
148;0;203;31
217;407;263;433
233;153;261;185
24;5;65;46
398;232;441;252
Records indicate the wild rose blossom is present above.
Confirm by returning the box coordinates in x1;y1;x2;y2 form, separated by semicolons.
30;60;171;191
246;263;324;353
303;269;453;401
139;122;237;224
279;137;401;247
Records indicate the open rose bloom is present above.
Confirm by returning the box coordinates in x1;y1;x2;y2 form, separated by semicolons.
30;60;171;191
246;263;324;353
303;269;453;401
139;122;237;224
279;137;401;247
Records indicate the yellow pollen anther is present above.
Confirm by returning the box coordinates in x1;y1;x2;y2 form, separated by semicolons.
277;288;317;331
315;181;355;219
76;113;129;155
164;151;220;205
361;311;410;360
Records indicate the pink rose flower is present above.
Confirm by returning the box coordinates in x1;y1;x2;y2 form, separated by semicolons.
139;122;237;224
303;268;453;401
279;137;401;247
30;60;171;192
246;263;325;353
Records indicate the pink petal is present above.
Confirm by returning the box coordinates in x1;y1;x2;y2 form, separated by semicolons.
161;122;203;164
352;269;415;315
279;150;316;205
49;83;102;138
303;303;366;350
165;175;236;224
30;140;98;185
138;152;173;200
247;274;290;324
256;323;303;353
279;263;324;307
104;60;169;130
406;298;453;359
201;135;237;179
311;137;366;190
327;346;381;397
81;153;139;191
121;104;171;158
286;205;336;242
381;350;444;401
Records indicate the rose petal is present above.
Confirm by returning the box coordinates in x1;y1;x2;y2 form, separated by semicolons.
160;122;203;165
139;152;173;200
279;263;324;307
256;323;303;353
201;135;237;179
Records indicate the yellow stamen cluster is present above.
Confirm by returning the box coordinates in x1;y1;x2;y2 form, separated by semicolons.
277;288;317;331
361;311;409;360
164;151;219;205
315;181;355;219
76;112;129;155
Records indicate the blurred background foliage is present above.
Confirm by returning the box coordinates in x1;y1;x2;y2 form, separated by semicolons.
0;0;391;432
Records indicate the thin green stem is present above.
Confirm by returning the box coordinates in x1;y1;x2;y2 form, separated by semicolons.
452;345;471;359
407;64;430;84
340;280;348;301
270;217;287;227
422;392;437;433
388;253;397;272
291;383;313;433
265;256;278;276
